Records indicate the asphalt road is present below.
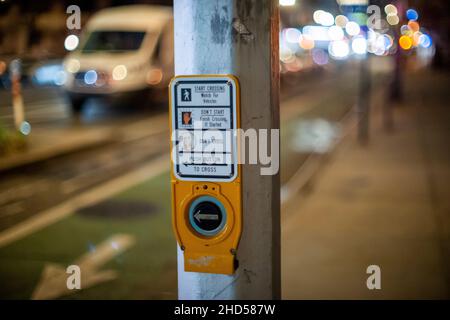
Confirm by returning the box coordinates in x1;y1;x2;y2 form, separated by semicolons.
0;85;169;231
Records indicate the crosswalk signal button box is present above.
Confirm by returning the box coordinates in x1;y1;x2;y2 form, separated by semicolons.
169;75;242;275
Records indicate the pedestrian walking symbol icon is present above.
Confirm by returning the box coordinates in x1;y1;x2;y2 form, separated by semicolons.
181;88;191;101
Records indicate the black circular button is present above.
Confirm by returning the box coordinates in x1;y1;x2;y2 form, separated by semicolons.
191;201;222;232
189;196;227;236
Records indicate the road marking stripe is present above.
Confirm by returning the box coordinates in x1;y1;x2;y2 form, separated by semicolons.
32;265;116;300
0;154;169;249
31;233;136;300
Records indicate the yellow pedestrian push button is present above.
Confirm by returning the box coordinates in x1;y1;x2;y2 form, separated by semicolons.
169;75;242;275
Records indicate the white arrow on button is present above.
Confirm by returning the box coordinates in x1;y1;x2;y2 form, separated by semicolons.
194;210;219;222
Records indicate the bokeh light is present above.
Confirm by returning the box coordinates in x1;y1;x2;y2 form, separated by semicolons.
387;14;399;26
328;26;344;41
408;21;420;33
64;58;80;73
112;65;127;81
299;34;315;50
54;71;67;86
19;121;31;136
419;34;432;48
329;40;349;60
313;10;334;27
384;4;398;15
383;34;394;50
64;35;79;51
312;48;328;65
406;9;419;21
84;70;98;85
313;10;324;24
279;0;295;6
345;21;360;36
400;24;412;36
285;28;302;43
146;68;163;85
335;15;348;28
280;45;295;63
320;12;334;27
352;36;367;55
412;31;422;47
399;35;413;50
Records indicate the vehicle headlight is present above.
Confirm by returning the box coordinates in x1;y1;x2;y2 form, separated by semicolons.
112;65;127;81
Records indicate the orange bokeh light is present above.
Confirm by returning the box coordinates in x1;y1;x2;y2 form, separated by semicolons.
408;21;420;32
299;36;315;50
146;68;163;85
413;32;422;47
399;35;413;50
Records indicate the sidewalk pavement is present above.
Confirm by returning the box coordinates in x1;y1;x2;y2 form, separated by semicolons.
282;69;450;299
0;126;116;172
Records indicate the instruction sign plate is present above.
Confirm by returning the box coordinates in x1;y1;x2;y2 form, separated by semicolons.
170;76;239;182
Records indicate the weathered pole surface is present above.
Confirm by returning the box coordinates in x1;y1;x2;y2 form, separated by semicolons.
173;0;280;299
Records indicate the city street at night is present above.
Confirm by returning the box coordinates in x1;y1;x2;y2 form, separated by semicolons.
0;0;449;314
0;65;365;299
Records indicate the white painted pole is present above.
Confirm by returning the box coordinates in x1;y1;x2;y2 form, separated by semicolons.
174;0;280;299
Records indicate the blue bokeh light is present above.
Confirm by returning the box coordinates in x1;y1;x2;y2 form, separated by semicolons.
84;70;97;85
20;121;31;136
419;34;432;49
406;9;419;21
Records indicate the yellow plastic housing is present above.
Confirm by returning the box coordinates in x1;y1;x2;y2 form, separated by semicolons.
169;75;242;275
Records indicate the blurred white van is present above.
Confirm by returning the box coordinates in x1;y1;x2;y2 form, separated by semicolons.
63;5;173;113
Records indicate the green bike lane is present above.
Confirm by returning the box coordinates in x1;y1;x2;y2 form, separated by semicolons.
0;171;177;299
0;67;370;299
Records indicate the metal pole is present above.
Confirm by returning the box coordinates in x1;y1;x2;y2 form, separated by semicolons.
339;1;371;144
384;25;401;133
357;54;371;145
173;0;280;299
